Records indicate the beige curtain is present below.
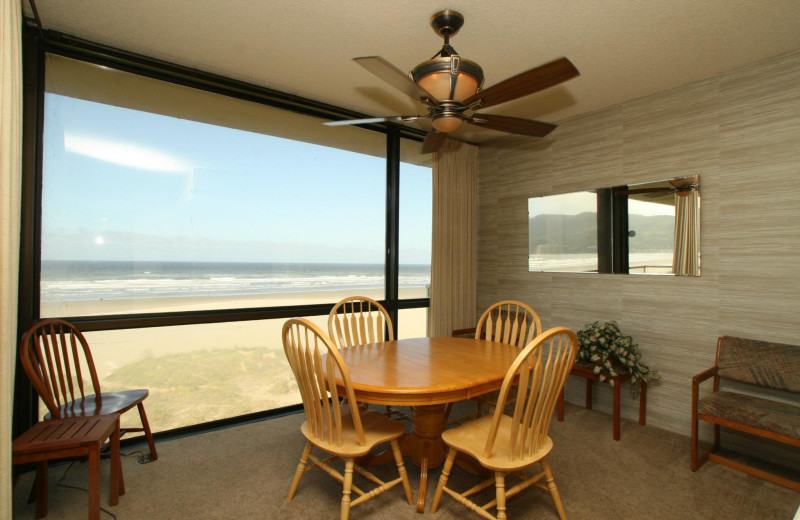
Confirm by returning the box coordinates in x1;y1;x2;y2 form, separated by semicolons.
428;138;478;337
1;0;23;514
672;189;700;276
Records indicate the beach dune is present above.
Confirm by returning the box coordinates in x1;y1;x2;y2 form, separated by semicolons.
39;288;430;431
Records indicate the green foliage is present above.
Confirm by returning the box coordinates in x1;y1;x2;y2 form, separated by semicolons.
104;348;298;430
576;320;658;398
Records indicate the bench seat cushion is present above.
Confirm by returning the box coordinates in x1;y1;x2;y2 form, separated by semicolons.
697;391;800;440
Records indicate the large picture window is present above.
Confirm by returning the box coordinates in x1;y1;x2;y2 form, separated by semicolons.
26;52;432;433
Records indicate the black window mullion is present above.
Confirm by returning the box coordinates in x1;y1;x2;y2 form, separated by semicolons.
384;128;400;335
611;186;630;274
596;188;613;274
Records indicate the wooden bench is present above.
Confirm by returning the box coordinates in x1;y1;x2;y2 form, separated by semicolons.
691;336;800;490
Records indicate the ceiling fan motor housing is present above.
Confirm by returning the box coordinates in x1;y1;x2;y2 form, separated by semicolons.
430;10;464;38
412;9;484;104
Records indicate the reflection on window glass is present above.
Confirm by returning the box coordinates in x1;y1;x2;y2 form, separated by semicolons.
627;198;674;275
41;89;395;317
528;191;598;272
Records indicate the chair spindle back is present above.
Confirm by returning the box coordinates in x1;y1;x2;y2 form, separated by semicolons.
283;318;365;447
19;319;102;418
476;300;542;348
328;296;394;349
483;327;578;461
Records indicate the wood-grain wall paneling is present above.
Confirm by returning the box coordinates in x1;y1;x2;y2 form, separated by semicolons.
476;49;800;467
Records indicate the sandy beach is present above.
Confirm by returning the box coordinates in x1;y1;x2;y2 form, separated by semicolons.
39;288;430;431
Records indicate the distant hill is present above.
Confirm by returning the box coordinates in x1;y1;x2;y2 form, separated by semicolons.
529;213;674;254
628;214;674;251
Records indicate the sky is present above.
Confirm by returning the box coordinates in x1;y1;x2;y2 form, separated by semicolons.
41;94;433;265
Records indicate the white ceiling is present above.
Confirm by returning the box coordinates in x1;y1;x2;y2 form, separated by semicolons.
22;0;800;144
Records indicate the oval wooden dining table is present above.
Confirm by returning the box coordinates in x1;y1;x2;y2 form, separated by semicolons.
333;336;521;513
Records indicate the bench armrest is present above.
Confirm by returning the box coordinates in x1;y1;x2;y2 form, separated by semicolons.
692;366;717;388
692;366;718;413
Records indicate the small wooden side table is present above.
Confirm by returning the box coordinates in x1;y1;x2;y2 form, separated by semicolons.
557;362;647;440
13;414;124;520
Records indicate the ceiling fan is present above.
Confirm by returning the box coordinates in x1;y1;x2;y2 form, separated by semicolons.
324;9;580;153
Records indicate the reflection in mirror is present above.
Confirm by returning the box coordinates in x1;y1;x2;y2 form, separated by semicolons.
528;176;700;275
528;191;598;273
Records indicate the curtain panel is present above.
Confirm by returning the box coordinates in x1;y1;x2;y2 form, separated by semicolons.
1;0;23;515
672;189;700;276
429;138;478;337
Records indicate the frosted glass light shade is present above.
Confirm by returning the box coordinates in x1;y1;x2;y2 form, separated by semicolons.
417;72;480;102
412;56;483;102
431;115;464;133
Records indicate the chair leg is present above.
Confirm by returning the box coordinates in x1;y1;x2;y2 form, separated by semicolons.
287;442;313;501
109;420;121;506
444;403;453;420
541;458;567;520
88;446;101;520
135;403;158;461
691;406;701;471
495;472;508;520
35;461;48;519
390;439;413;504
430;447;458;513
341;458;355;520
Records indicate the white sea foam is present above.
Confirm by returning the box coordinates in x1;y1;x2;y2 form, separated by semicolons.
40;261;431;302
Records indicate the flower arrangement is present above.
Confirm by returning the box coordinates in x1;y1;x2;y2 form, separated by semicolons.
576;320;658;398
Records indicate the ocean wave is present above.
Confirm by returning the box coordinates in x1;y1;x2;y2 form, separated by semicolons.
40;261;431;302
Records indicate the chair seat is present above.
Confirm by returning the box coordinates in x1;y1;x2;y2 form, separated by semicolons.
45;390;150;419
442;414;554;472
698;391;800;440
301;409;406;458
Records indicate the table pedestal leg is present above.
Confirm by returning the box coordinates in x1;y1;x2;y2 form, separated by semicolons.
410;404;446;513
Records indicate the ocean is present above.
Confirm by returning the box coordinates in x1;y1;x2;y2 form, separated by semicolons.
40;260;431;302
528;252;674;273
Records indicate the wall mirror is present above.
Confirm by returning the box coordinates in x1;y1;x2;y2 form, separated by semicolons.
528;176;700;276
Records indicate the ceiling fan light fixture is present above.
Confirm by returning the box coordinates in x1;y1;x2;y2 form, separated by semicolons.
340;9;579;151
412;57;484;102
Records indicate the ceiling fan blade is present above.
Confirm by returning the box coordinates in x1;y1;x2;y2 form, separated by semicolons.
468;114;557;137
421;131;448;154
324;117;397;126
462;57;579;110
324;115;420;127
354;56;439;106
322;115;427;126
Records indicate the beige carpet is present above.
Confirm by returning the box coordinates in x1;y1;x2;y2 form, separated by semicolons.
12;403;800;519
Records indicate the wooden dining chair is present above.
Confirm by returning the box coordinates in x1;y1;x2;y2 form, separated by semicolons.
328;296;408;422
282;318;414;520
431;327;578;520
447;300;543;424
18;318;158;462
328;295;394;349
